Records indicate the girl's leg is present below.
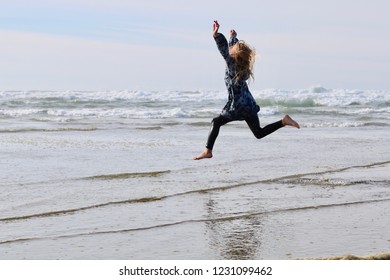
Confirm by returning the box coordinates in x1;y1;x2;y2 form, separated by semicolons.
245;115;284;139
194;115;231;160
206;115;231;150
245;114;300;139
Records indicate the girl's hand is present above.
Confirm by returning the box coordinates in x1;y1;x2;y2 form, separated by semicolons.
213;20;220;37
230;29;237;37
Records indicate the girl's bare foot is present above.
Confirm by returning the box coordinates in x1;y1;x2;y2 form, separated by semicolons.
193;148;213;160
282;115;300;129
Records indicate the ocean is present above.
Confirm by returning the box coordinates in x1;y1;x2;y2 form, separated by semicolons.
1;87;389;259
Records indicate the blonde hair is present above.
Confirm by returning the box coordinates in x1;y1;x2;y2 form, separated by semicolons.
230;41;256;81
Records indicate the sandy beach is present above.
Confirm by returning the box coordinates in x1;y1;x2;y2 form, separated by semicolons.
1;89;389;259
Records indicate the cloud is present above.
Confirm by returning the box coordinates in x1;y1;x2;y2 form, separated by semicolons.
1;0;390;90
0;29;220;90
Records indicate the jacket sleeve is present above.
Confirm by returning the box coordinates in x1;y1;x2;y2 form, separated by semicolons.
214;33;230;61
229;33;238;47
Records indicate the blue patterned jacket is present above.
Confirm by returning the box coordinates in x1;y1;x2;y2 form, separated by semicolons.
214;32;260;120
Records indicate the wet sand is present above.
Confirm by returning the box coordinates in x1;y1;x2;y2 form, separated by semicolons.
1;124;389;259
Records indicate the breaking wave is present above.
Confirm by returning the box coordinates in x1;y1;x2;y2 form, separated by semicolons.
1;87;389;125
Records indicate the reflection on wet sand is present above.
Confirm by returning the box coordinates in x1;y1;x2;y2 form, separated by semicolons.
205;198;264;260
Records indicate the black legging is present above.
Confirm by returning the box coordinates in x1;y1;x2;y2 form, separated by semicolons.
206;115;284;150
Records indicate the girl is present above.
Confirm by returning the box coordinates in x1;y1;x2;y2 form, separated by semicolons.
194;20;300;160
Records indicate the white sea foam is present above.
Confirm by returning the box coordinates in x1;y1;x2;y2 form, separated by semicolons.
0;87;389;125
1;87;388;105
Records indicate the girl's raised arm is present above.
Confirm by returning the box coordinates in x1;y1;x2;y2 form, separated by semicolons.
213;21;231;62
229;29;238;47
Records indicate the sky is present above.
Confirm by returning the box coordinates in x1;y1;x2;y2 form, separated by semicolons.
1;0;389;91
